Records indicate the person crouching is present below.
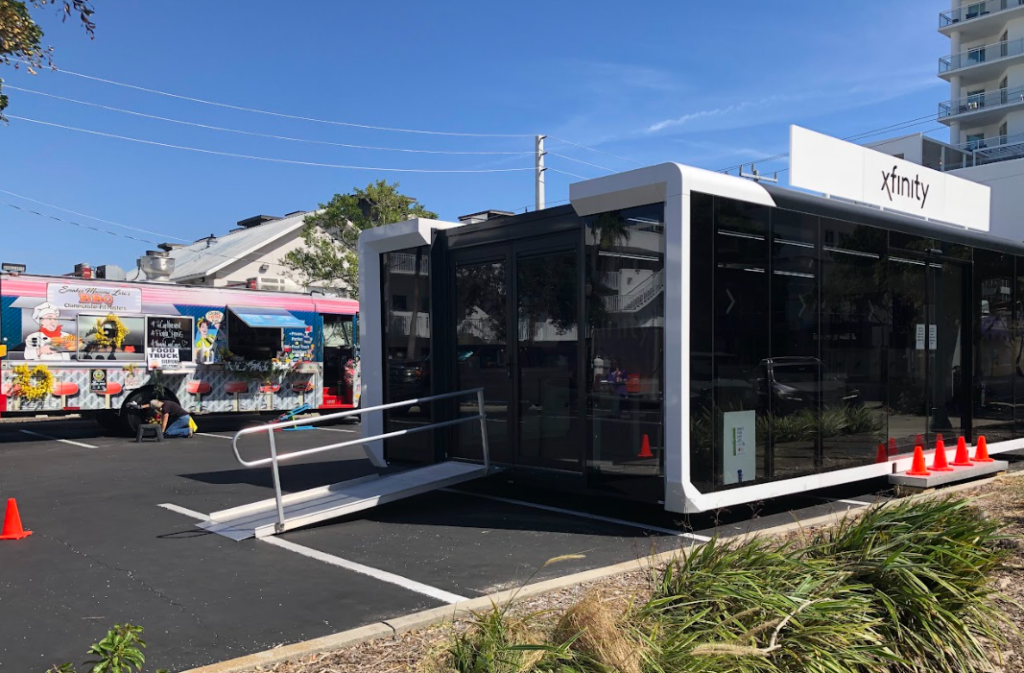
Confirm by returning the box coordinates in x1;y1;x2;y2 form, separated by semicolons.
149;399;193;438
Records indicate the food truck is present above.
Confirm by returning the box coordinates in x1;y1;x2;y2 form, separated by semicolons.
0;272;359;432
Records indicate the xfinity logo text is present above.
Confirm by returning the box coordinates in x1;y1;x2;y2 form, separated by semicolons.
881;165;930;209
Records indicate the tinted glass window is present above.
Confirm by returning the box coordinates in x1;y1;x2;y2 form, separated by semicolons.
584;202;666;495
381;246;431;461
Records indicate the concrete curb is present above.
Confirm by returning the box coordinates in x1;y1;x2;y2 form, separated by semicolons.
179;474;1008;673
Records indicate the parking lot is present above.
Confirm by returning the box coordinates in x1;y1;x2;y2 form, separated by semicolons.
1;415;908;672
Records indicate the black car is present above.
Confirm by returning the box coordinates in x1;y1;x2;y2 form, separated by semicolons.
753;357;860;415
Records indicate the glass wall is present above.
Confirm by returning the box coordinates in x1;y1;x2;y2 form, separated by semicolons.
583;203;665;496
688;192;1021;492
381;246;431;461
975;250;1016;443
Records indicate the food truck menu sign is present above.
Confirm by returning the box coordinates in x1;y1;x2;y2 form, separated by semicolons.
47;282;143;313
145;316;194;368
789;125;991;233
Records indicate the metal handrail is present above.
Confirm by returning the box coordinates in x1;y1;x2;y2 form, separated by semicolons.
230;387;490;532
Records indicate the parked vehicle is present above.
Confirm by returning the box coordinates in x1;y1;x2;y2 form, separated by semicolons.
0;272;359;432
753;357;861;416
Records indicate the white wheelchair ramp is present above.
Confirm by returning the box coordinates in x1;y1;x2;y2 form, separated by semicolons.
199;461;489;541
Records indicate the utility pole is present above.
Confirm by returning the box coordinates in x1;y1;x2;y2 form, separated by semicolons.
535;134;547;211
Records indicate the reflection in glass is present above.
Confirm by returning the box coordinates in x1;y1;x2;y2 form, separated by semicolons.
887;257;928;451
768;209;819;480
928;261;965;440
974;251;1015;443
820;219;888;469
381;246;431;461
711;198;769;487
453;260;509;462
584;203;665;495
517;251;579;469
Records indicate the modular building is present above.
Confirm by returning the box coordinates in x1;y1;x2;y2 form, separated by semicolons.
357;130;1024;513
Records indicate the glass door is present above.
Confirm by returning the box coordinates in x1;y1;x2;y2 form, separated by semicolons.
515;244;581;471
887;254;968;451
928;258;966;439
450;237;583;472
451;250;512;464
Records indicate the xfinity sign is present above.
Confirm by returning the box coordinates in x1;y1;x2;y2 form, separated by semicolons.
789;126;990;232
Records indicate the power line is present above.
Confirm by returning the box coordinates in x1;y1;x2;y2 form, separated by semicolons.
547;135;645;166
1;199;295;272
7;115;539;173
548;152;615;173
4;85;536;156
0;187;191;242
547;167;589;180
17;61;534;138
715;112;944;174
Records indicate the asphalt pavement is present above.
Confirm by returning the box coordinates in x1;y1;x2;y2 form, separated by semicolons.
0;415;1003;672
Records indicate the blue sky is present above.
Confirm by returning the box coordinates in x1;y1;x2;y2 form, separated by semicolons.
0;0;949;275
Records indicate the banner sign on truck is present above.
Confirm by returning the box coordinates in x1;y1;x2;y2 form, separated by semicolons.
47;282;143;314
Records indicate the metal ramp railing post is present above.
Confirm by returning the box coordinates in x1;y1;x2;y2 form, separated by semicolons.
478;388;490;472
267;430;286;533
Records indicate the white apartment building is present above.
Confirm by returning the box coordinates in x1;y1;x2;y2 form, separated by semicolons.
939;0;1024;156
866;2;1024;241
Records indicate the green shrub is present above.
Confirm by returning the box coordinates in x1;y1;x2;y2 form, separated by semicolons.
806;496;1012;672
646;539;895;673
45;624;166;673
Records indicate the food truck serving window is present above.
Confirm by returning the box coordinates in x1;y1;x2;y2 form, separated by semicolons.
226;306;306;361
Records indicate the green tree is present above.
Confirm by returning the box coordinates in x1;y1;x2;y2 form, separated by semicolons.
0;0;96;122
281;179;437;300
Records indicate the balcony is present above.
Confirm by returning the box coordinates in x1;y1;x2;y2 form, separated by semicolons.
939;37;1024;81
940;0;1024;39
943;132;1024;170
938;85;1024;124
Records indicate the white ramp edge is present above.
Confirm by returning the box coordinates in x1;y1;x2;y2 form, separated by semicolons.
198;461;490;541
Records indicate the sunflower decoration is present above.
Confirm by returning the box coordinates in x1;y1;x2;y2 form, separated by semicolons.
11;364;54;402
90;314;130;349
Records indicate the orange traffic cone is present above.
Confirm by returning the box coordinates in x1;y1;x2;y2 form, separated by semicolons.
952;436;973;467
931;438;953;472
915;433;924;448
888;437;899;456
638;434;653;459
875;443;888;464
973;435;994;463
907;446;931;477
0;498;32;540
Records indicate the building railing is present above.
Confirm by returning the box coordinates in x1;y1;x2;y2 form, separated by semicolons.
940;37;1024;72
602;270;665;313
939;85;1024;117
957;131;1024;151
941;132;1024;170
230;388;490;533
940;0;1024;28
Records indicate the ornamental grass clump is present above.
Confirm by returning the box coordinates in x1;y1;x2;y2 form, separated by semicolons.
645;539;896;673
806;496;1012;673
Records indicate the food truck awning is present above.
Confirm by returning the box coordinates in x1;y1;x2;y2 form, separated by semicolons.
230;306;307;329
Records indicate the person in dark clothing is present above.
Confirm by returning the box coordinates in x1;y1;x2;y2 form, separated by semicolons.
148;399;192;438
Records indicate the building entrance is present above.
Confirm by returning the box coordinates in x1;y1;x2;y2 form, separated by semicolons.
449;235;582;472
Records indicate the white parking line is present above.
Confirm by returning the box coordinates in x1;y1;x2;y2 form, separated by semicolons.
315;427;360;434
19;429;97;449
443;489;711;542
195;432;233;440
159;503;208;519
262;537;468;604
158;503;468;604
